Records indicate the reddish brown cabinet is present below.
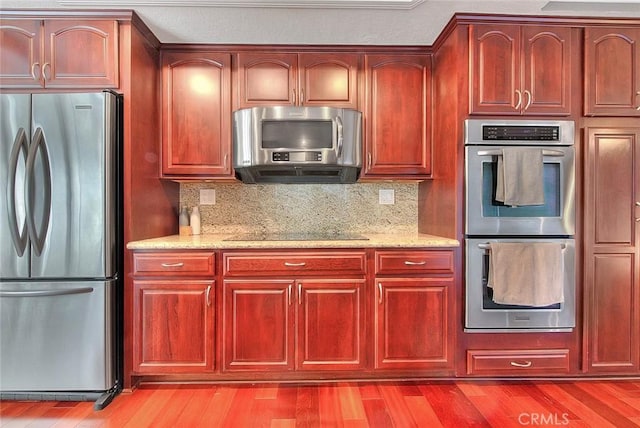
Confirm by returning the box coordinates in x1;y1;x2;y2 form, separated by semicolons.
584;128;640;374
221;251;367;373
132;251;216;374
161;51;232;178
236;52;359;109
469;24;573;116
584;27;640;116
374;250;455;372
363;54;431;178
0;19;118;89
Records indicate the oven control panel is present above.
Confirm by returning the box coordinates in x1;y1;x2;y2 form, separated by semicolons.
482;125;559;141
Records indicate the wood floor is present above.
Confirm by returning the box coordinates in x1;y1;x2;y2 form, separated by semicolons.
2;379;640;427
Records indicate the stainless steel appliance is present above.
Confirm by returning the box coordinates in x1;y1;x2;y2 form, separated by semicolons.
0;92;121;409
464;119;576;332
233;106;362;184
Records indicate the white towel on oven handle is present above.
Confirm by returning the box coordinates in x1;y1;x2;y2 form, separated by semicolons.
487;242;564;307
495;147;545;207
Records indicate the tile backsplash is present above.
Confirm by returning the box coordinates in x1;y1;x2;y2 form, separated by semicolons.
180;182;419;235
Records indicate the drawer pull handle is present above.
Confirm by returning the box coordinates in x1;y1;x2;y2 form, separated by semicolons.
284;262;306;267
161;262;184;268
404;260;426;266
510;360;533;368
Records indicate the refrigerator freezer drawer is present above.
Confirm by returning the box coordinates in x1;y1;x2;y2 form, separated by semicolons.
0;280;115;392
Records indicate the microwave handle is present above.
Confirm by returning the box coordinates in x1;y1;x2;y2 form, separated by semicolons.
336;115;344;157
477;149;565;157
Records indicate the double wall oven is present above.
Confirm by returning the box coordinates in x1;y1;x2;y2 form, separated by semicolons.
464;119;576;332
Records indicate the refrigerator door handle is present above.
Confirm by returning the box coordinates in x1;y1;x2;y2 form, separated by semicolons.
25;127;52;257
0;287;94;298
7;128;30;257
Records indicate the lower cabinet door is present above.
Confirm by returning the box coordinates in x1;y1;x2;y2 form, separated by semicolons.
375;278;453;370
222;279;295;372
133;280;215;374
296;279;366;371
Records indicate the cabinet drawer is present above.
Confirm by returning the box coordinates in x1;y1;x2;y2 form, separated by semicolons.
223;251;366;276
133;252;215;276
375;250;453;275
467;349;570;376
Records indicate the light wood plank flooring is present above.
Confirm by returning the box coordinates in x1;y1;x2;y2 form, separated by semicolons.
2;380;640;427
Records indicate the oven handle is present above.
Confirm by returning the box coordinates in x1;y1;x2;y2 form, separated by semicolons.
476;149;565;157
478;243;566;250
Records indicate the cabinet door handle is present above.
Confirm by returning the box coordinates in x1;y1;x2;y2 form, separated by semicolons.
284;262;306;267
514;89;522;111
636;201;640;206
42;62;51;81
298;283;302;304
31;62;41;81
523;90;532;111
288;284;292;306
510;360;533;368
292;89;296;105
404;260;426;266
636;92;640;110
205;285;211;307
378;282;383;305
161;262;184;268
368;153;372;170
300;88;305;104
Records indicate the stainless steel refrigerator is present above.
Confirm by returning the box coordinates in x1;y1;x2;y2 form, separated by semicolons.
0;91;121;409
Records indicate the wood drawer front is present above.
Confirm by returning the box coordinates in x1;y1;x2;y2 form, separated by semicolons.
467;349;570;376
223;252;366;276
375;250;454;275
133;252;215;276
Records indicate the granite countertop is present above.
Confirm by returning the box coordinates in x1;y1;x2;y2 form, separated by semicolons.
126;232;460;250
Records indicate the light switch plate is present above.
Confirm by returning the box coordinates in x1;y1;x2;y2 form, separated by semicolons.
379;189;395;205
200;189;216;205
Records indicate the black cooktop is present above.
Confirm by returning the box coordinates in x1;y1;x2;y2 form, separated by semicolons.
223;232;369;241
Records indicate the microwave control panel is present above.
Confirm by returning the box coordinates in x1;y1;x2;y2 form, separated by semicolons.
272;151;322;162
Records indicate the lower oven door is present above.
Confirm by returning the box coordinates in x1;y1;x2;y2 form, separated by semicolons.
465;238;575;332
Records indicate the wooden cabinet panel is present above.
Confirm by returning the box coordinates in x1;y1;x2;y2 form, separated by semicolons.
133;280;215;374
585;27;640;116
585;128;640;374
0;20;42;88
364;54;431;178
375;250;454;275
236;52;358;109
133;251;215;276
222;280;294;371
161;51;232;177
467;349;570;376
0;19;118;89
375;278;452;370
296;279;365;370
223;251;366;277
469;24;573;116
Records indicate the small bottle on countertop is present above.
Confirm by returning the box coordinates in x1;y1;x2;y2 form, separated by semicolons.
190;206;201;235
178;206;189;226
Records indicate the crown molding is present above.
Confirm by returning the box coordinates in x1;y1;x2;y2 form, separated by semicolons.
58;0;425;9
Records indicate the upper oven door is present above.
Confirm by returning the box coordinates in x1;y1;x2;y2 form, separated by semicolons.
465;145;575;236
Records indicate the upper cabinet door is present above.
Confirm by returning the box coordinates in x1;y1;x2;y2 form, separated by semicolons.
584;27;640;116
0;20;43;88
161;51;232;177
0;19;118;89
236;52;359;109
363;54;431;179
298;53;359;109
236;53;297;108
469;24;521;115
470;24;573;116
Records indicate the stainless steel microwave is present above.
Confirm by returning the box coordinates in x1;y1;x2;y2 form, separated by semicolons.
232;106;362;184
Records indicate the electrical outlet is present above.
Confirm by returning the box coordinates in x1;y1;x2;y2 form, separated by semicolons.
379;189;395;205
200;189;216;205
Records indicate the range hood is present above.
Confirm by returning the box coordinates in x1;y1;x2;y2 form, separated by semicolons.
232;106;362;184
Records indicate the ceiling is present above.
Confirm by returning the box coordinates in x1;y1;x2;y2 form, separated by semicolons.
2;0;639;45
